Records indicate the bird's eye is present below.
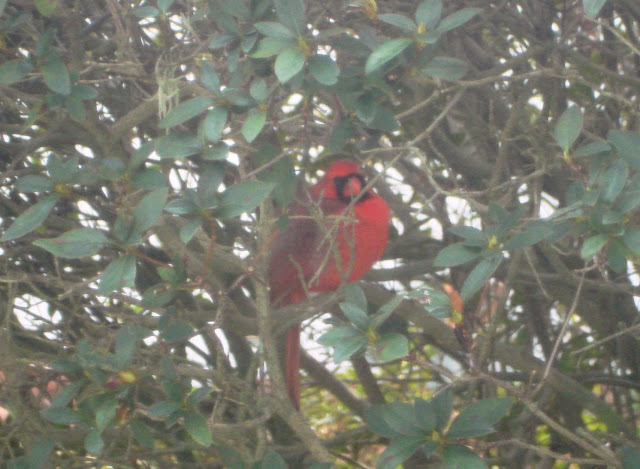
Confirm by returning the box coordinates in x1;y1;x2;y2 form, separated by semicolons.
335;173;370;201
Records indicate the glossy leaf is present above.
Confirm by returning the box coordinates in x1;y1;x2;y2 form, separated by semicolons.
250;78;268;103
273;0;305;35
554;105;583;151
242;110;266;142
447;397;513;438
130;419;154;448
308;54;340;85
259;450;287;469
132;187;169;233
84;429;104;455
184;412;213;446
147;401;180;418
443;444;487;469
16;175;53;193
365;405;403;438
434;243;481;267
344;283;368;311
504;223;553;250
251;37;296;58
416;0;442;29
436;8;481;33
460;254;503;301
414;398;437;432
34;228;107;258
116;324;137;369
375;332;409;362
97;254;137;295
274;47;306;83
623;227;640;255
378;13;416;32
1;194;61;241
26;438;55;469
580;233;608;260
41;53;71;95
432;389;453;430
422;56;468;81
608;130;640;170
340;302;370;330
0;58;33;84
573;141;611;158
365;38;413;75
215;180;275;218
376;436;426;469
155;134;202;159
583;0;608;18
254;21;295;38
159;97;213;129
600;159;628;202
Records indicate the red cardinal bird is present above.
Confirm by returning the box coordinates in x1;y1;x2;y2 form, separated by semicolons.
268;160;390;408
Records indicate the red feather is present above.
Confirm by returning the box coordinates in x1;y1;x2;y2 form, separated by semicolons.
268;160;390;408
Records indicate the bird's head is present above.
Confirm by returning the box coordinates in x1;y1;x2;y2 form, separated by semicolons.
320;160;372;202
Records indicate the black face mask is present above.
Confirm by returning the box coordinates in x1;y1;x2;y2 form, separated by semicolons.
333;173;372;203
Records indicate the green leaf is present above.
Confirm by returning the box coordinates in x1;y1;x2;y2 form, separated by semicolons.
130;419;154;448
202;142;229;161
600;159;628;202
573;141;611;158
583;0;608;18
34;228;107;258
273;0;305;35
215;180;275;218
460;254;503;301
416;0;442;29
620;445;640;469
116;324;137;369
434;243;481;267
1;194;61;241
344;284;368;311
436;8;482;33
157;0;174;13
260;450;287;469
35;0;57;17
503;223;553;250
217;0;249;20
308;54;340;85
274;47;306;83
41;407;87;425
378;13;417;32
370;295;403;330
50;380;86;408
374;332;409;362
447;397;513;438
250;78;268;103
155;134;202;159
159;97;213;129
132;187;169;233
355;92;378;124
326;118;354;154
160;320;194;342
554;105;583;151
184;412;213;446
379;402;424;436
0;58;34;84
365;38;413;75
26;438;55;469
251;37;296;58
422;56;468;81
607;240;626;273
376;436;426;469
147;400;180;418
365;405;403;438
449;226;487;246
97;254;137;295
414;398;437;432
41;53;71;95
317;326;367;362
208;33;236;49
15;175;53;193
580;233;608;260
608;130;640;170
242;110;266;142
84;428;104;455
340;302;370;330
254;21;296;38
432;389;454;431
186;386;212;408
134;6;160;18
623;227;640;255
443;444;487;469
95;398;117;430
201;107;228;142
